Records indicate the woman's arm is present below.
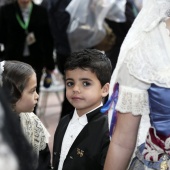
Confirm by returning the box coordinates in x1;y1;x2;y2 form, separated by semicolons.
104;112;141;170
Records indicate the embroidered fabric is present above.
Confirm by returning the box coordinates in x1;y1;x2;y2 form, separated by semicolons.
19;112;50;156
143;127;170;162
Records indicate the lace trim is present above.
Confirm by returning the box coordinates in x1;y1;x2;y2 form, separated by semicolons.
115;85;150;115
19;112;50;156
124;20;170;87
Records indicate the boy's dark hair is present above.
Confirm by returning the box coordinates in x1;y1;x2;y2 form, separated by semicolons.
64;49;112;86
2;60;35;108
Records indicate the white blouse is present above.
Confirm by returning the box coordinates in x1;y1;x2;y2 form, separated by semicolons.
58;103;103;170
113;20;170;117
110;20;170;147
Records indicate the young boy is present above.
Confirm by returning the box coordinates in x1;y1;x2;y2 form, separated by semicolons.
52;49;112;170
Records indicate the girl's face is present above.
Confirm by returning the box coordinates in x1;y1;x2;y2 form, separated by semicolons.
65;68;109;116
15;73;39;113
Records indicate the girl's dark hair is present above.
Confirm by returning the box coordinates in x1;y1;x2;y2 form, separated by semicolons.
2;60;35;108
0;88;36;170
64;49;112;86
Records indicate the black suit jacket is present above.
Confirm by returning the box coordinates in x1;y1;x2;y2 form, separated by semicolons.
52;107;110;170
0;1;54;71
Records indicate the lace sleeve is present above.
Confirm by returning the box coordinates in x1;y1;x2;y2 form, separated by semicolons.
116;85;150;115
19;112;51;156
116;63;150;116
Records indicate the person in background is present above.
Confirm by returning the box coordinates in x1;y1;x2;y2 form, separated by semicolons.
42;0;74;119
1;60;51;170
0;0;15;7
0;0;55;96
105;0;139;70
0;0;15;59
103;0;170;169
52;49;112;170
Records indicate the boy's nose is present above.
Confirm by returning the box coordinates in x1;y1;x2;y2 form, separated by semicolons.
73;85;80;93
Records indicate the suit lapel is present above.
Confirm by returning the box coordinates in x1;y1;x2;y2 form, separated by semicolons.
15;2;25;24
55;114;72;153
28;2;35;29
67;107;102;155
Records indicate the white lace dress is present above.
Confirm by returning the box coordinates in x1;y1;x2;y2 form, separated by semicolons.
106;0;170;169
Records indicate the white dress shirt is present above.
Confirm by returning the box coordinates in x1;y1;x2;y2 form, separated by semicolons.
58;104;102;170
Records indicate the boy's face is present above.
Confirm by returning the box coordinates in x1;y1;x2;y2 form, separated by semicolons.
65;68;109;116
15;73;39;113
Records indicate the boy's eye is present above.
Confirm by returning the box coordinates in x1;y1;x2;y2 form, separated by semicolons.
66;81;74;87
83;81;90;86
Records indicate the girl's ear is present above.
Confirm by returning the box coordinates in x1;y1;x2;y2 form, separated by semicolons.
101;83;110;97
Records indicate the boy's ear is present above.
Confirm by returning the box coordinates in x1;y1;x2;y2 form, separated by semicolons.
101;83;110;97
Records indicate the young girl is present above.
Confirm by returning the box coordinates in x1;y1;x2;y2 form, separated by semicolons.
0;88;36;170
1;60;51;170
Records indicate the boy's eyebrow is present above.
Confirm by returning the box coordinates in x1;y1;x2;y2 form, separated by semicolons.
65;78;92;81
65;78;73;81
80;78;92;81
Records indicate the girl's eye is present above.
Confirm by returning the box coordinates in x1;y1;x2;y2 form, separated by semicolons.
31;88;36;94
83;82;90;86
66;81;74;87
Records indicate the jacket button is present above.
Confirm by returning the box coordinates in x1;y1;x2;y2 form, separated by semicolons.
54;152;57;155
70;156;73;159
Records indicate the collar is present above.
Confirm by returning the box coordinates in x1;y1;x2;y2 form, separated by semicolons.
70;103;103;125
70;110;87;126
20;3;32;13
86;103;103;114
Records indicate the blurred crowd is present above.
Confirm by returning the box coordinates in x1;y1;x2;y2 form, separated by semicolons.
0;0;143;169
